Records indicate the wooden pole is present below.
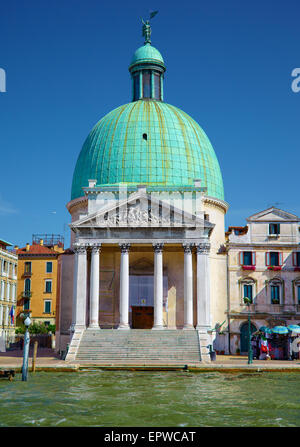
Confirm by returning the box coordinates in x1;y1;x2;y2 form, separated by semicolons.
32;341;38;373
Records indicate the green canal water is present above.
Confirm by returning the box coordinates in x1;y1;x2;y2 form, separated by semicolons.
1;371;300;427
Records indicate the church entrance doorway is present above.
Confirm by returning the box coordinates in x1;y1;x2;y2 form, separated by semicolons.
130;275;154;329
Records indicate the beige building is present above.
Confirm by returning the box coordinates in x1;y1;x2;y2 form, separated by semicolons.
0;238;18;343
226;207;300;354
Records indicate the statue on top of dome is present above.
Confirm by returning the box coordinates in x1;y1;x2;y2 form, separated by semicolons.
142;10;158;45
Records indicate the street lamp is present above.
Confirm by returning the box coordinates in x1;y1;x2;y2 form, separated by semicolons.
244;297;253;364
22;316;31;381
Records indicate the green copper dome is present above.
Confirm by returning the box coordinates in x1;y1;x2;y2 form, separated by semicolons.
130;43;165;68
71;100;224;201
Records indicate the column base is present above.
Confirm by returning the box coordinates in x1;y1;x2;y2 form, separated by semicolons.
87;325;100;330
196;325;211;333
117;324;130;330
183;325;195;331
152;325;165;330
73;324;86;332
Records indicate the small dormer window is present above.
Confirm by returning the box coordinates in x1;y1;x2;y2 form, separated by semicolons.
269;223;280;235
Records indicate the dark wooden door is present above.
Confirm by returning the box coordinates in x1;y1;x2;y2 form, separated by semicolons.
132;306;154;329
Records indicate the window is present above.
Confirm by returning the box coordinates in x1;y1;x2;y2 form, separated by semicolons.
269;223;280;235
271;285;280;304
24;262;32;273
133;74;140;101
154;72;161;100
293;252;300;267
143;70;151;98
243;284;253;303
240;251;255;266
44;300;51;313
45;280;52;293
266;252;283;267
298;286;300;305
46;262;53;273
24;278;31;292
24;299;30;310
270;252;279;266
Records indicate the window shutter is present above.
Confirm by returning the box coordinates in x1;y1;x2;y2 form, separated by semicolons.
279;252;283;266
266;252;270;266
293;252;296;266
239;252;243;265
252;252;256;266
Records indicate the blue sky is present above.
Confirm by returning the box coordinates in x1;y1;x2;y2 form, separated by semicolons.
0;0;299;248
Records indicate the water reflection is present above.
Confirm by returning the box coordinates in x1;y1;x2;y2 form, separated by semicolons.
1;371;300;427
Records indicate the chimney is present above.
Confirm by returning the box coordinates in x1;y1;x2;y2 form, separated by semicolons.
14;245;19;250
26;243;30;251
40;239;44;246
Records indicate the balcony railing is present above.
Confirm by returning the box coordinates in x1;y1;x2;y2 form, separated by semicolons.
22;271;32;277
22;291;32;298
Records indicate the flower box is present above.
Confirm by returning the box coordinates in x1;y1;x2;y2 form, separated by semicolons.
294;267;300;272
268;266;282;271
242;265;256;271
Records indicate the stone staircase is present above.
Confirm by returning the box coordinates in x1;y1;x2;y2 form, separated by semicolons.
74;329;206;365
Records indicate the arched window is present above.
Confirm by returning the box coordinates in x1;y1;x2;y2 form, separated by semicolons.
239;277;256;304
268;277;284;305
293;278;300;305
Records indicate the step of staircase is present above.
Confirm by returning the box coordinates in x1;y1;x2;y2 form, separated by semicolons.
75;329;202;364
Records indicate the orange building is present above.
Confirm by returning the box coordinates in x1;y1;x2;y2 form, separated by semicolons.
16;235;64;327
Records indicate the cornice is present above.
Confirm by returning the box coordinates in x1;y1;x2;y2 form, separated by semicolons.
203;196;229;213
66;196;88;214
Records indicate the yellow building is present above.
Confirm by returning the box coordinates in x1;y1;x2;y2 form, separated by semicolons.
16;235;64;327
0;238;18;343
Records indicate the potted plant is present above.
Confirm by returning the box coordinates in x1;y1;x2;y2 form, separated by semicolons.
236;348;240;355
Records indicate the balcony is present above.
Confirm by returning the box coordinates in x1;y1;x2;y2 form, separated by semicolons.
241;265;256;271
22;271;32;277
22;291;32;298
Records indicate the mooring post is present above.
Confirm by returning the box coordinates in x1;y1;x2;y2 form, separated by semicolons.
22;317;31;381
32;341;38;373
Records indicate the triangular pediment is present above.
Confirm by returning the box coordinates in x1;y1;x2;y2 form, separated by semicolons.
70;190;214;230
247;207;300;222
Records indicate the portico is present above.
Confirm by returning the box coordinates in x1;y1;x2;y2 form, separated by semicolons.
71;239;212;332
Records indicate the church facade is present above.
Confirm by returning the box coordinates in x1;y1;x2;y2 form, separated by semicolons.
56;23;229;363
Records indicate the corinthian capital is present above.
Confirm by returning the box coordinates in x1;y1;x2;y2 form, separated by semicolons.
153;243;164;253
196;242;210;254
73;244;87;254
119;243;131;253
91;243;102;254
182;243;193;254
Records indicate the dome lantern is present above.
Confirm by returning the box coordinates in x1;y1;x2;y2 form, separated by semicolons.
129;16;165;102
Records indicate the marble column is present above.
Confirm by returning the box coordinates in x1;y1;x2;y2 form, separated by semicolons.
72;245;87;331
118;243;130;329
183;243;194;330
89;244;101;329
196;242;211;332
152;243;164;330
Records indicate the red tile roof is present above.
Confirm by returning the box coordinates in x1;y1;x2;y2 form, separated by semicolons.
16;244;60;255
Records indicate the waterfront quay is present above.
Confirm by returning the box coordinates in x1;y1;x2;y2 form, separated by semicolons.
1;348;300;373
